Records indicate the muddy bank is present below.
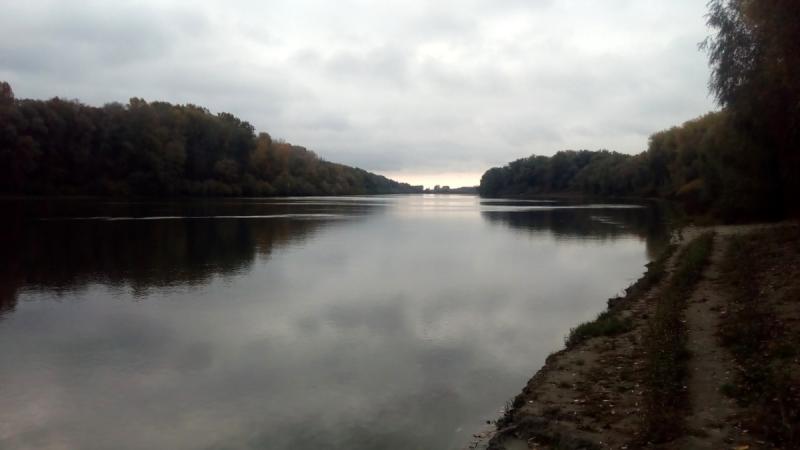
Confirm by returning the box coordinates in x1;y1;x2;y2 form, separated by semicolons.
476;223;799;450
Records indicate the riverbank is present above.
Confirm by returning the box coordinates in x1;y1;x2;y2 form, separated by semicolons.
475;222;800;449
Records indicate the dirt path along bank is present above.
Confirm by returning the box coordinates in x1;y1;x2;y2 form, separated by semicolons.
479;223;799;450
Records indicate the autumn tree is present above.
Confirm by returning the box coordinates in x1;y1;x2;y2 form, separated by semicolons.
0;82;423;197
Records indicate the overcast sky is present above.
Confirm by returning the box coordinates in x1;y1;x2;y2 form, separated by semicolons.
1;0;716;187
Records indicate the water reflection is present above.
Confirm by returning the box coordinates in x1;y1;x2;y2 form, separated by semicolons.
0;196;667;450
0;198;380;313
480;200;669;259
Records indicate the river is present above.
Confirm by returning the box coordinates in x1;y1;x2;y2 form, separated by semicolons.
0;195;668;449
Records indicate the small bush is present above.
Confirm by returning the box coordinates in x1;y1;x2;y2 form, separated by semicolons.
565;312;633;348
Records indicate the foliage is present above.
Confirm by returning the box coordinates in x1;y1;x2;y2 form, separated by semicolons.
564;240;675;349
480;1;799;220
479;110;783;220
0;83;422;197
701;0;800;215
479;149;639;198
565;311;632;349
703;0;800;114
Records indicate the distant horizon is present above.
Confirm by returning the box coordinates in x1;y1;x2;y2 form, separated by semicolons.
2;82;680;192
1;84;659;191
1;0;715;182
381;171;482;190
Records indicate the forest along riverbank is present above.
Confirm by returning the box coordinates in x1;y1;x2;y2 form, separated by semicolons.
472;222;800;450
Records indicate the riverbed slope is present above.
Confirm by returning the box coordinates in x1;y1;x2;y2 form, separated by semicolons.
477;222;800;450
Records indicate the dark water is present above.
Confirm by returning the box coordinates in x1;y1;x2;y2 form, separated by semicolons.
0;196;668;450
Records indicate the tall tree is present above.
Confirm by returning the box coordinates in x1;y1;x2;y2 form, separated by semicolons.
0;83;423;197
702;0;800;212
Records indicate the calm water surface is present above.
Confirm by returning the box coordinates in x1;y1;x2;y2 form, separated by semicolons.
0;195;667;449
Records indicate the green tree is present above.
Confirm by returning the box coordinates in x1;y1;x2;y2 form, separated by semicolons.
0;82;423;197
703;0;800;213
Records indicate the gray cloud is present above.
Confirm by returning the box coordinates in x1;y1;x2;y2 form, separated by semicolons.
0;0;716;186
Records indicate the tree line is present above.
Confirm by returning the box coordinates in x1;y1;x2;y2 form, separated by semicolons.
480;0;799;221
0;84;422;197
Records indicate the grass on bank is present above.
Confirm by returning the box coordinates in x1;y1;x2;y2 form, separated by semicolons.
494;244;679;437
641;232;714;443
565;312;632;348
718;227;800;447
564;243;676;349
